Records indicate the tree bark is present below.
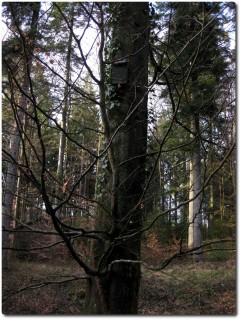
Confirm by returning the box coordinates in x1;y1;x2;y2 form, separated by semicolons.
85;2;149;314
55;9;73;218
188;117;203;261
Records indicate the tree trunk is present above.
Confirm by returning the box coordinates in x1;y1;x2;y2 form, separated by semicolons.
207;124;215;237
208;183;215;236
188;117;203;261
159;159;166;212
55;10;74;218
2;107;23;267
85;2;149;314
2;2;40;269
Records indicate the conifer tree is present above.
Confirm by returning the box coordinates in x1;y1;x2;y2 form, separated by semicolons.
150;2;231;258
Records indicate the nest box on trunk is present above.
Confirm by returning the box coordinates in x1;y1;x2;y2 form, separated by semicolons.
111;59;129;84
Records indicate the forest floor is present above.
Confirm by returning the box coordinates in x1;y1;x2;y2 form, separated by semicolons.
138;258;236;315
2;257;236;315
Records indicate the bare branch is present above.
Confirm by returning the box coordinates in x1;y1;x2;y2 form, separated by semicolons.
3;275;90;302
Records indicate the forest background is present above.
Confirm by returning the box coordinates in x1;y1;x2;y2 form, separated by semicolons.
1;0;237;315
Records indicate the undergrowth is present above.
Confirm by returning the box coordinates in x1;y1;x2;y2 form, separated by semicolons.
2;257;236;315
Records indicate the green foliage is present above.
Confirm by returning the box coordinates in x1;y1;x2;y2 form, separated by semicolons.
208;216;236;240
205;242;235;262
197;71;217;90
145;2;235;253
104;38;122;60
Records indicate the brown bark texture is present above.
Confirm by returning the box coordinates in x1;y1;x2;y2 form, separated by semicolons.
85;2;150;314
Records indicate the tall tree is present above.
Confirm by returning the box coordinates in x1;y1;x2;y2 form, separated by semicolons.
55;4;74;218
85;2;150;314
150;2;231;258
2;2;41;268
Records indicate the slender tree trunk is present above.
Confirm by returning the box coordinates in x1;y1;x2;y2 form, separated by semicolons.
85;3;149;314
188;117;203;261
208;124;215;237
57;25;73;183
219;175;225;219
3;68;31;269
208;183;215;236
55;11;74;218
54;9;74;220
159;159;166;212
2;104;24;267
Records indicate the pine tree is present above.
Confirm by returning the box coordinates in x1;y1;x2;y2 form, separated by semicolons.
150;2;231;258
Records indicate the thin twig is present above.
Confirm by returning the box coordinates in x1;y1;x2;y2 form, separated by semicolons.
2;275;90;302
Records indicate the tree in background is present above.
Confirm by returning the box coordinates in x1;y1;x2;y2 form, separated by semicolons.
2;2;41;269
147;2;235;258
